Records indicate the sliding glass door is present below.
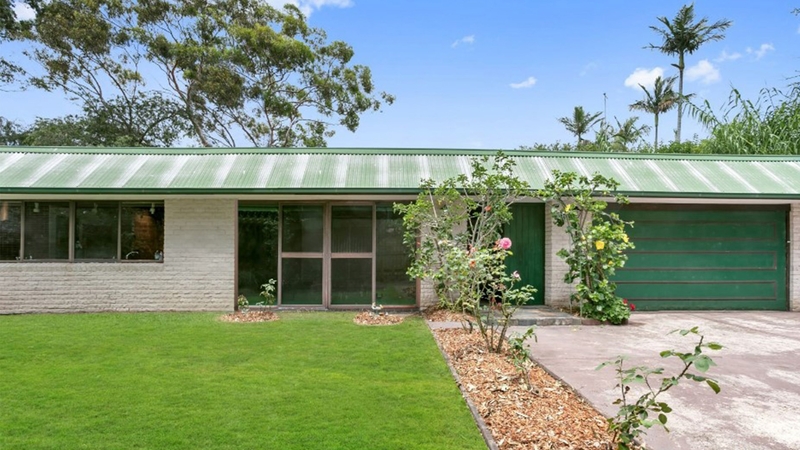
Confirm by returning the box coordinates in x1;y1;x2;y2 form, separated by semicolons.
239;202;416;307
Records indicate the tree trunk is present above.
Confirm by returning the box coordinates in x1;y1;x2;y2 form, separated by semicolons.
654;113;659;151
676;52;685;144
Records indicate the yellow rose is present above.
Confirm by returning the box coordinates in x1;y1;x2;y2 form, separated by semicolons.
595;240;605;250
564;204;572;212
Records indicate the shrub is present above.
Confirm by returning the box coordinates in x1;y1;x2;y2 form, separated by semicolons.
537;170;634;324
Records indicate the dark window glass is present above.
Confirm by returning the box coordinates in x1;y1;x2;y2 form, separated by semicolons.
24;202;69;260
75;202;119;260
376;204;416;305
121;204;165;261
281;258;322;305
0;202;21;260
281;205;323;253
331;206;372;253
238;205;279;304
331;258;372;305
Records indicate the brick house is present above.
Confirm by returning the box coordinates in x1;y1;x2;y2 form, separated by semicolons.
1;147;798;313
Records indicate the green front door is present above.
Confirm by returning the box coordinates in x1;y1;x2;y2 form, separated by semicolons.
504;203;545;305
614;206;788;311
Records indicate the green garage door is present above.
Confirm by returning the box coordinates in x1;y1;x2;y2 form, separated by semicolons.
504;203;545;305
614;206;787;311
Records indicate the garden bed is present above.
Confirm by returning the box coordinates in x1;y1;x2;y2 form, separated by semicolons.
433;328;615;449
219;310;279;323
353;311;405;325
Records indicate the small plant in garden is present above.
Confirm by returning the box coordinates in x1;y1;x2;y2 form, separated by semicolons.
537;170;634;324
395;152;535;353
596;327;723;450
237;295;250;313
258;279;277;309
508;326;537;392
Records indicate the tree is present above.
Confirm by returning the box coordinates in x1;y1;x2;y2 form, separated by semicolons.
558;106;603;148
629;76;679;150
0;0;37;85
648;3;731;143
394;153;535;353
612;116;651;151
23;0;393;148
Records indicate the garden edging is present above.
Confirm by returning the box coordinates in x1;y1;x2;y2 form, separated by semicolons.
427;322;500;450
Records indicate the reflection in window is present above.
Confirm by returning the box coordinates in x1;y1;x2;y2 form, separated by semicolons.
331;258;372;305
281;205;323;253
121;204;165;261
24;202;69;260
331;206;372;253
75;202;119;260
281;258;323;304
0;202;21;260
376;203;416;305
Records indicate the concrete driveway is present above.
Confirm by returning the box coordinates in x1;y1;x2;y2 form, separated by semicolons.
512;312;800;450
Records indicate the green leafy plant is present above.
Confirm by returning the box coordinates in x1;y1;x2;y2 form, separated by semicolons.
258;279;277;309
394;152;535;352
597;327;723;449
537;170;634;324
237;294;250;313
507;326;537;392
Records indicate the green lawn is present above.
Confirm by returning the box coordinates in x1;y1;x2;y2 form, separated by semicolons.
0;312;485;450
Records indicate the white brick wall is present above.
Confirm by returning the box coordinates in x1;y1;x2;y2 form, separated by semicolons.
543;206;574;308
0;198;236;313
791;203;800;312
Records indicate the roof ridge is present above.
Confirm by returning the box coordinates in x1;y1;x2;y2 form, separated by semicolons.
2;146;800;162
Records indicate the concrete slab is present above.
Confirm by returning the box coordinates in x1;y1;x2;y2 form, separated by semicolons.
512;312;800;450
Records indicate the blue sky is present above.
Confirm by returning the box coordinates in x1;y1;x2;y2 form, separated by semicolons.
4;0;800;149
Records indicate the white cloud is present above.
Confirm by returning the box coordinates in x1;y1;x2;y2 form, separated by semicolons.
747;43;775;60
266;0;353;17
12;2;36;21
509;76;537;89
451;35;475;48
714;50;742;62
624;67;664;90
685;59;720;84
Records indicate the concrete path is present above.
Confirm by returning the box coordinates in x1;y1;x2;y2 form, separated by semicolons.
511;312;800;450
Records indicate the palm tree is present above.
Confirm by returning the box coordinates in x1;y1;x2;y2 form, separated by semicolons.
648;3;732;143
629;76;679;150
613;116;651;151
558;106;603;148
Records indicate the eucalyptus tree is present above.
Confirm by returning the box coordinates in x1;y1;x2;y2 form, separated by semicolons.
0;0;38;85
629;76;679;150
648;3;731;143
558;106;603;148
612;116;651;151
22;0;393;147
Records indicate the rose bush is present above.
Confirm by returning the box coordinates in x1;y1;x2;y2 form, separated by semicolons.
537;170;634;324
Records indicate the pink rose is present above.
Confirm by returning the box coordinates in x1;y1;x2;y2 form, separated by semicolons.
496;237;512;250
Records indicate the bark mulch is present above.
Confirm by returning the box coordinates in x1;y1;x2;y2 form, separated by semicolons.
353;311;405;326
434;328;615;450
423;308;473;323
219;310;279;323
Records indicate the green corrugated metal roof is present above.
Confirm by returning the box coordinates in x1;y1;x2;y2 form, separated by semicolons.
2;146;800;198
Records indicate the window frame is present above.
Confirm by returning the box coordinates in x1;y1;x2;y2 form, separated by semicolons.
0;200;164;263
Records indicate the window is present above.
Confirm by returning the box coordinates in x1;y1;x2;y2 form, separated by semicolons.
0;201;164;262
24;202;69;260
0;202;21;260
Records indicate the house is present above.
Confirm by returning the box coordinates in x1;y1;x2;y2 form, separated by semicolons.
0;147;798;313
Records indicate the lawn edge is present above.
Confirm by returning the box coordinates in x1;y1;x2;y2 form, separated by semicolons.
427;322;499;450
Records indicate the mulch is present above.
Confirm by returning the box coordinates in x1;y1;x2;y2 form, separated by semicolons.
219;310;279;323
433;328;615;449
353;311;405;326
423;308;474;323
